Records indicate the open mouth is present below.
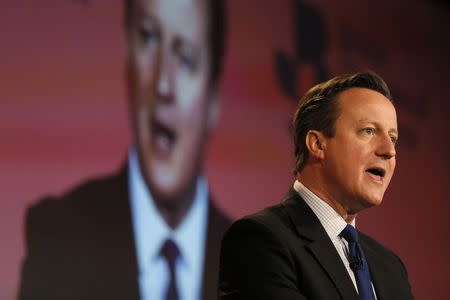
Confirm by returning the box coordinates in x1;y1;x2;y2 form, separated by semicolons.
151;118;177;157
365;167;385;181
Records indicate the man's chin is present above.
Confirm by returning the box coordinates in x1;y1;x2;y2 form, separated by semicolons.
361;194;384;208
347;194;384;214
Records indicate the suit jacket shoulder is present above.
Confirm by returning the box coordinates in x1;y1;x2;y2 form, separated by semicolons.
219;188;413;300
19;166;141;300
220;189;356;300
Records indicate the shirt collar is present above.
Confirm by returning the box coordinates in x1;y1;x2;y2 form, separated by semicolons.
293;180;354;240
128;147;208;274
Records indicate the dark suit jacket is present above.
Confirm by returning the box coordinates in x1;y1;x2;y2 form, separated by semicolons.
219;188;413;300
18;165;231;300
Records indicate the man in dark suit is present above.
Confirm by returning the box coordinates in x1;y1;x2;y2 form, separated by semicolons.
19;0;229;299
219;71;414;299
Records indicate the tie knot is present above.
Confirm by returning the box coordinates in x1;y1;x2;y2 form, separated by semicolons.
161;239;179;265
340;224;359;243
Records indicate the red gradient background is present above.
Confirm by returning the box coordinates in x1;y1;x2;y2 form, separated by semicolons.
1;0;449;299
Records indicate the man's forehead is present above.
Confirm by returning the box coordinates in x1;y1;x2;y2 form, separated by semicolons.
337;88;397;121
337;88;392;108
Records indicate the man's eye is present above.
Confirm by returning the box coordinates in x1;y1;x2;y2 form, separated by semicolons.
363;128;374;135
390;136;398;145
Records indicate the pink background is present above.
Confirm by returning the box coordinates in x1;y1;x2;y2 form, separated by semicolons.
1;0;449;299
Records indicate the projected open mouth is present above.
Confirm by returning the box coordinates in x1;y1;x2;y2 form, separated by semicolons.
151;117;177;159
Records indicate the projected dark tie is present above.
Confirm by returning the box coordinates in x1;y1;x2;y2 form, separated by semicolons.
340;225;376;300
161;239;180;300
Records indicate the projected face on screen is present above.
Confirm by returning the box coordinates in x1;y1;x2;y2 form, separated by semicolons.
126;0;218;211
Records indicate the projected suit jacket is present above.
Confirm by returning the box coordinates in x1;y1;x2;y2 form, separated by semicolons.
18;165;230;300
219;188;413;300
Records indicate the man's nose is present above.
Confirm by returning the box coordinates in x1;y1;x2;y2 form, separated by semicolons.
375;134;396;159
156;50;174;102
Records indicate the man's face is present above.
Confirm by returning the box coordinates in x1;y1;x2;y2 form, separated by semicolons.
127;0;217;206
322;87;398;213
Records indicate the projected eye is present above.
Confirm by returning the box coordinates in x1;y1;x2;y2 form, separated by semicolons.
178;52;195;69
176;44;198;71
139;27;160;45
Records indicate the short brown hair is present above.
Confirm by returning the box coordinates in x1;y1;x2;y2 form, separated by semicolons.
292;71;392;174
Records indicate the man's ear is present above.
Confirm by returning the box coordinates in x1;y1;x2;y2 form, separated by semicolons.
207;91;220;131
305;130;326;160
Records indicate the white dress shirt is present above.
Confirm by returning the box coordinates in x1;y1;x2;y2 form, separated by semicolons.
128;147;209;300
293;180;377;298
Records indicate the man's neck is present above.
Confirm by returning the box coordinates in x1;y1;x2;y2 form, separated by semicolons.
296;172;357;224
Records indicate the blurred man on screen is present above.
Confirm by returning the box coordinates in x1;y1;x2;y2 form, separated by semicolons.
219;71;414;299
18;0;230;299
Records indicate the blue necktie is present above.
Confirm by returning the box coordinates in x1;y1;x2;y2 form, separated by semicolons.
340;225;376;300
161;239;180;300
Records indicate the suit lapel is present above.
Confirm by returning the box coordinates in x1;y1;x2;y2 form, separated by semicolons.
99;165;141;299
202;198;232;300
361;238;390;300
282;189;359;300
